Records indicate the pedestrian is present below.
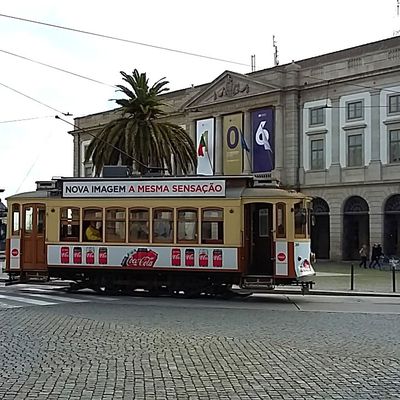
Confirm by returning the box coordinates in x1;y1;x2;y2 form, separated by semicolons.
359;244;368;268
369;243;382;269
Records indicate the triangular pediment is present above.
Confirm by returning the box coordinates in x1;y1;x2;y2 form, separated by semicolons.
183;71;280;110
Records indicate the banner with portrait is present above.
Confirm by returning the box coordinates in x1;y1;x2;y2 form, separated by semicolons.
196;118;215;175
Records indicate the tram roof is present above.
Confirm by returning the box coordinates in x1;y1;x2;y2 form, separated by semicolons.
7;177;309;202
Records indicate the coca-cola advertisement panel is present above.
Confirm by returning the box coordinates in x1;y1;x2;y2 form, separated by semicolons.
48;245;238;270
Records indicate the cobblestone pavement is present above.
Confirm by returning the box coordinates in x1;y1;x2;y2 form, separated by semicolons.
0;297;399;400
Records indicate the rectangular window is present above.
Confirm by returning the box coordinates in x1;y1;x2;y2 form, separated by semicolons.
153;209;173;243
294;203;306;238
105;208;126;242
389;95;400;114
60;208;80;241
310;139;324;170
347;101;363;120
310;107;325;126
24;207;33;233
201;209;224;244
258;209;269;237
12;205;20;235
37;208;45;234
83;208;103;242
177;209;198;243
347;134;363;167
129;209;149;243
276;203;286;238
390;129;400;163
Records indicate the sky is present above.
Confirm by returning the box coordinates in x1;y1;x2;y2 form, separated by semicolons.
0;0;398;201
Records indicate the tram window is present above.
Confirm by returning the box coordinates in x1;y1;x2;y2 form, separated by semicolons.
201;208;223;244
259;209;269;237
294;203;306;238
106;208;126;242
177;209;198;243
24;207;33;233
83;208;103;242
276;203;286;238
153;209;173;243
129;209;149;243
12;205;20;235
60;208;80;241
37;208;45;234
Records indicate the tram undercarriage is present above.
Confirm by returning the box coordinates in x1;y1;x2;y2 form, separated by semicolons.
44;267;313;296
47;267;243;297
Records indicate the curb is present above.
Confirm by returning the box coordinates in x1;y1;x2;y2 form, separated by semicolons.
1;278;398;297
272;289;400;297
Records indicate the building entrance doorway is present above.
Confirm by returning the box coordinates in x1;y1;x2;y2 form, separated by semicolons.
343;196;369;260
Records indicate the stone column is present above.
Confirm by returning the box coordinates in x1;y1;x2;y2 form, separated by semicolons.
215;115;223;175
189;119;197;175
243;111;252;174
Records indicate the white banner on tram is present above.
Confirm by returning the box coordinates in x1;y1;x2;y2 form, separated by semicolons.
62;180;225;198
48;245;238;271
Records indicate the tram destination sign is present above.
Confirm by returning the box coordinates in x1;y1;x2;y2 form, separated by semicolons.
62;179;226;198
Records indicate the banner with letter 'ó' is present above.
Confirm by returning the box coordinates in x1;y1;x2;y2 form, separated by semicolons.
196;118;214;175
251;108;274;173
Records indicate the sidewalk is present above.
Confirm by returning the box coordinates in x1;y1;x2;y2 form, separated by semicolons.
1;259;399;296
303;260;400;297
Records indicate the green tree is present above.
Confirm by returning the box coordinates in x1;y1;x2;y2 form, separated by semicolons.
85;69;197;175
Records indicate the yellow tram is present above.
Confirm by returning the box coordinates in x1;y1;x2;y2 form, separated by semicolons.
5;175;315;295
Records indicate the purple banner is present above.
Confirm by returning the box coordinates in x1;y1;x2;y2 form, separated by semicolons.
251;108;274;173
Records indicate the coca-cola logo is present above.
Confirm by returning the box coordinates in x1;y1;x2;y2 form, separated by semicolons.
277;252;286;262
123;249;158;268
11;249;19;257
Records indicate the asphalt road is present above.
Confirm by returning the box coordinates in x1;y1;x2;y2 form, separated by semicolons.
0;285;399;399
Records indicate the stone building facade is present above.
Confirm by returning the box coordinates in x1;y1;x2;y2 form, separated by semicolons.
70;36;400;261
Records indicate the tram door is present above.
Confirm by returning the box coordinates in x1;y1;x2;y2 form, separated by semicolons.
245;203;273;275
21;204;46;270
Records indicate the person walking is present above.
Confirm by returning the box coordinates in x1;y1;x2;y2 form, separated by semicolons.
369;243;382;269
359;244;368;268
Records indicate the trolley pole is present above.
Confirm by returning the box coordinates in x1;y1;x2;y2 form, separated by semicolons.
350;264;354;291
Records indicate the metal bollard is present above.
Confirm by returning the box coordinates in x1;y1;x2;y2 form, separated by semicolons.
350;263;354;291
393;266;396;293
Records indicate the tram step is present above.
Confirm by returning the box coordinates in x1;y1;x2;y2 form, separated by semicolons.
242;275;274;290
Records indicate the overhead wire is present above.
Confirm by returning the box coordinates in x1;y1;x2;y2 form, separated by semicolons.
0;81;72;116
55;115;153;170
0;13;250;67
0;49;116;88
0;115;54;124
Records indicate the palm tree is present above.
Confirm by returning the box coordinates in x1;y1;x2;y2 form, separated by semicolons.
85;69;197;176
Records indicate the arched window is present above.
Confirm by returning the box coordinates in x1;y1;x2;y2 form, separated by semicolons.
344;196;369;214
312;197;330;214
343;196;369;260
384;195;400;213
